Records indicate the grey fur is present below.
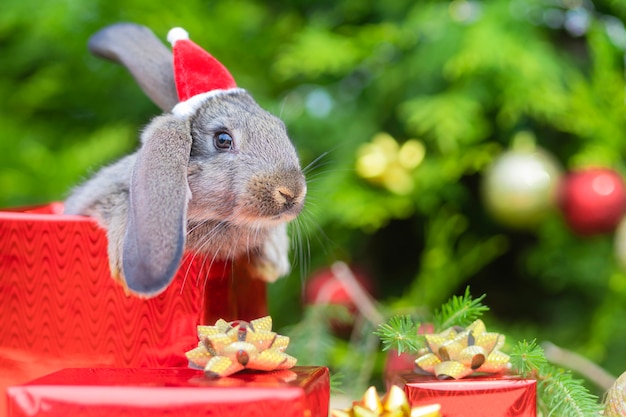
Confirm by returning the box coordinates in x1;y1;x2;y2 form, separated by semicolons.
65;24;306;297
88;23;178;112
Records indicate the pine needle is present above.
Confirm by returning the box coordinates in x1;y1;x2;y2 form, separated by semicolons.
510;339;548;378
539;370;602;417
373;315;423;354
433;286;489;330
329;372;345;394
510;340;603;417
374;291;603;417
374;287;488;354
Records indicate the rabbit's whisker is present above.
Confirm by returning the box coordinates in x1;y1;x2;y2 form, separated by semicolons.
295;216;311;282
180;219;211;293
302;151;329;175
197;221;231;293
185;220;232;285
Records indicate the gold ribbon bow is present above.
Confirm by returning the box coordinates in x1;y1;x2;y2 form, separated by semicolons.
331;385;441;417
185;316;296;377
414;319;510;379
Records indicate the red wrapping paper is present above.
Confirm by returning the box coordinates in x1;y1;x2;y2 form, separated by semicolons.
388;371;536;417
0;203;267;414
6;367;329;417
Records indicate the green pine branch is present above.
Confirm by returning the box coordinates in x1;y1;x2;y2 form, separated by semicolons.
510;340;603;417
433;286;489;331
510;339;548;378
373;315;423;354
329;372;345;394
374;286;488;354
376;294;604;416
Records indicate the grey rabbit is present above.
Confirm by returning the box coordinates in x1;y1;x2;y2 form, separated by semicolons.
64;23;306;297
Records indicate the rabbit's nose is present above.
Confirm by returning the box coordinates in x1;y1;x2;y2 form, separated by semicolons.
275;187;297;208
273;177;306;214
247;170;306;219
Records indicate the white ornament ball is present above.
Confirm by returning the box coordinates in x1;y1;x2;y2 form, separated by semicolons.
482;147;562;229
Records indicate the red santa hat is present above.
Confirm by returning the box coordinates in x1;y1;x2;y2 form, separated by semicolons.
167;27;243;116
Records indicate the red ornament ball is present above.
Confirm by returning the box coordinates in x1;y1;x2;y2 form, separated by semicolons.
304;265;375;336
304;266;374;309
558;168;626;235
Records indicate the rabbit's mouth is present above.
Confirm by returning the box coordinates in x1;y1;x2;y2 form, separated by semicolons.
185;218;282;259
243;172;307;222
229;210;301;228
241;196;305;225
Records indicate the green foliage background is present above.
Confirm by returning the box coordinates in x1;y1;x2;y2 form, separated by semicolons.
3;0;626;395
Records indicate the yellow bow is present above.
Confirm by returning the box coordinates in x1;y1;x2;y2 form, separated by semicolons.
331;385;441;417
186;316;296;377
415;319;510;379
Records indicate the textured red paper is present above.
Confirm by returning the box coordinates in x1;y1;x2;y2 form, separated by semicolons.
0;203;267;414
6;367;329;417
389;371;536;417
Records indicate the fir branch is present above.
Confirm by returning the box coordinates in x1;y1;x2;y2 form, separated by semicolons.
329;372;345;394
433;287;489;331
510;340;603;417
373;315;423;354
538;369;602;417
374;288;487;354
543;341;616;391
510;339;548;378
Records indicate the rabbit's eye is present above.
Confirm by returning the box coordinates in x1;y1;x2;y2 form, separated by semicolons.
214;132;233;150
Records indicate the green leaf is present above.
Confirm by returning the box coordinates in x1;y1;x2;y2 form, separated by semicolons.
401;91;489;154
274;27;362;79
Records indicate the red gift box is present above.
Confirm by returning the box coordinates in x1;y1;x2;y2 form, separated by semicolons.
6;366;329;417
388;371;536;417
0;203;267;414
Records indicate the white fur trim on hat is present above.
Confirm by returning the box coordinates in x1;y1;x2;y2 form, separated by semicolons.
171;88;247;118
167;27;189;45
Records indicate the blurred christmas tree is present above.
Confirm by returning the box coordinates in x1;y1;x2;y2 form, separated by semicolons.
3;0;626;398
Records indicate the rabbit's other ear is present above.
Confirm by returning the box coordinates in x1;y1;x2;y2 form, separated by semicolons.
122;115;192;296
88;23;179;112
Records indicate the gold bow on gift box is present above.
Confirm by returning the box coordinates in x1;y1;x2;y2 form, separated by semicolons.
415;319;510;379
186;316;296;377
331;385;441;417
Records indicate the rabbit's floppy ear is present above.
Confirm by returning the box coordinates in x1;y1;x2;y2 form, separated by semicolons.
122;115;192;296
88;23;179;112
